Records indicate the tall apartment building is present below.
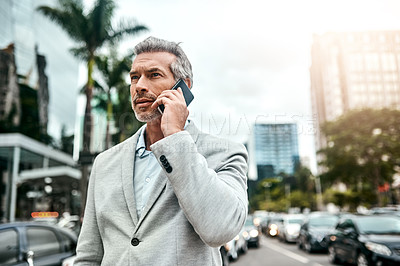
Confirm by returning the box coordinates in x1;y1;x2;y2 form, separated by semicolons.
310;31;400;152
250;123;300;180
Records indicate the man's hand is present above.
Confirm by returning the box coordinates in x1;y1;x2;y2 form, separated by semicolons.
151;87;189;137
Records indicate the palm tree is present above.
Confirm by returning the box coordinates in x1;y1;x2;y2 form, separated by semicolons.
37;0;147;212
93;49;143;149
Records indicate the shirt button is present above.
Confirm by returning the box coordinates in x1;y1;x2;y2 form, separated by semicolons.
145;177;150;183
131;238;140;246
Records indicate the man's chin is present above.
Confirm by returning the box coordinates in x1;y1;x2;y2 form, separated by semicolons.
134;110;161;122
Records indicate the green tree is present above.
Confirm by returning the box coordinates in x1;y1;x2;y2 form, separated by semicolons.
319;108;400;206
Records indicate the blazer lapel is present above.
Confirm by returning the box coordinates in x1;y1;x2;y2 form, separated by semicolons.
135;120;200;228
120;127;144;226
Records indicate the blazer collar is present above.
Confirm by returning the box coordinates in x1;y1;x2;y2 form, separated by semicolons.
120;125;145;226
121;121;200;228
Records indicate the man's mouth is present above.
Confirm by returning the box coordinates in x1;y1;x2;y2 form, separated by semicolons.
135;98;154;107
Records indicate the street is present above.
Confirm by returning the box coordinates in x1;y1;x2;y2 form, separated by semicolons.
232;235;330;266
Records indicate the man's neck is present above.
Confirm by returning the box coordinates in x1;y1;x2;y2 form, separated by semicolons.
144;118;164;151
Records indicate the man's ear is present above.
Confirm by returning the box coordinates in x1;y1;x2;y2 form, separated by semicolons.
184;78;192;89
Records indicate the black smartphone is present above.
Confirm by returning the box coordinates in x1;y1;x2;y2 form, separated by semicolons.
158;79;194;113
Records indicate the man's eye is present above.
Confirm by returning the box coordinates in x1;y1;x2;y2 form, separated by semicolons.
151;73;160;77
131;76;139;82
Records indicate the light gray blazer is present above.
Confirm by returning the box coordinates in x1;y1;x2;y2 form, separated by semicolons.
75;121;248;265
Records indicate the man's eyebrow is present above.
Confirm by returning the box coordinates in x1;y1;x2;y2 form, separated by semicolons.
148;68;163;73
129;68;164;76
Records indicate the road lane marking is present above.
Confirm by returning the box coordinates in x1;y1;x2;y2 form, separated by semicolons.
266;241;310;264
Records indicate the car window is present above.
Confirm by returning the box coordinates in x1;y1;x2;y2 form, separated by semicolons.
337;219;353;230
288;219;303;224
0;229;19;265
356;216;400;234
59;232;76;252
26;227;61;258
245;218;254;227
309;216;338;227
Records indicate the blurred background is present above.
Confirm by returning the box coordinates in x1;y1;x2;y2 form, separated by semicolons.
1;0;400;265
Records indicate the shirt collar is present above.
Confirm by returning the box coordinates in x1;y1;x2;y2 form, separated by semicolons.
136;126;148;158
135;120;190;158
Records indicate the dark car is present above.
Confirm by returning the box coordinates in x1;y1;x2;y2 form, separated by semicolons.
327;215;400;266
298;214;339;253
0;222;77;266
243;217;260;248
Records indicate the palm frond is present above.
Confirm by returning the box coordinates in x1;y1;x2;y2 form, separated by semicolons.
37;1;88;43
90;0;115;45
79;80;105;94
108;20;148;44
70;46;89;61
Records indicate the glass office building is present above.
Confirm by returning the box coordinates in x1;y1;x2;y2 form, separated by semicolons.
252;123;299;180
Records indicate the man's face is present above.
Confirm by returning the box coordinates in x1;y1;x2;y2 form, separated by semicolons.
129;52;177;122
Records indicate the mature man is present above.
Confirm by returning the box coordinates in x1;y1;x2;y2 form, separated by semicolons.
75;37;248;265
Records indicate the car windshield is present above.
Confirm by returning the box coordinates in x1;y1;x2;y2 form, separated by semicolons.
288;219;303;224
356;216;400;234
309;216;338;227
245;219;254;227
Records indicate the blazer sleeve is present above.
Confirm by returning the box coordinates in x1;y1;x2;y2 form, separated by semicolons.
150;131;248;247
74;158;104;265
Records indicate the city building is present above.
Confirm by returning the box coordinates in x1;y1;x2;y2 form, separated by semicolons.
0;0;80;139
0;0;81;223
249;123;300;180
310;31;400;153
0;134;80;222
0;45;20;126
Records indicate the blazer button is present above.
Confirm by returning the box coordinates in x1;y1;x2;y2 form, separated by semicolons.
165;166;173;173
131;238;140;246
160;155;166;162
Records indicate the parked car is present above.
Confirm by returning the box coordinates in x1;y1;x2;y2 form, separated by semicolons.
243;216;260;248
0;222;77;266
224;226;248;262
224;238;240;261
278;214;305;243
298;213;339;253
327;215;400;265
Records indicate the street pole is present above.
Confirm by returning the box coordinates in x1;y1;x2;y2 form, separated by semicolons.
315;176;324;211
285;184;291;212
10;146;20;222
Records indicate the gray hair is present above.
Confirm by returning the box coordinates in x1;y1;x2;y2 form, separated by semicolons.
134;36;193;87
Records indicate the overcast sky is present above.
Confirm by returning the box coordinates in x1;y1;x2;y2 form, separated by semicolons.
79;0;400;172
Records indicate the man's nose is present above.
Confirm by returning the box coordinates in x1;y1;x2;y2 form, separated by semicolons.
135;76;149;93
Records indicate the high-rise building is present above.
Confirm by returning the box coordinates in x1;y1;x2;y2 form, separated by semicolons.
310;31;400;152
0;0;79;138
250;123;299;180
